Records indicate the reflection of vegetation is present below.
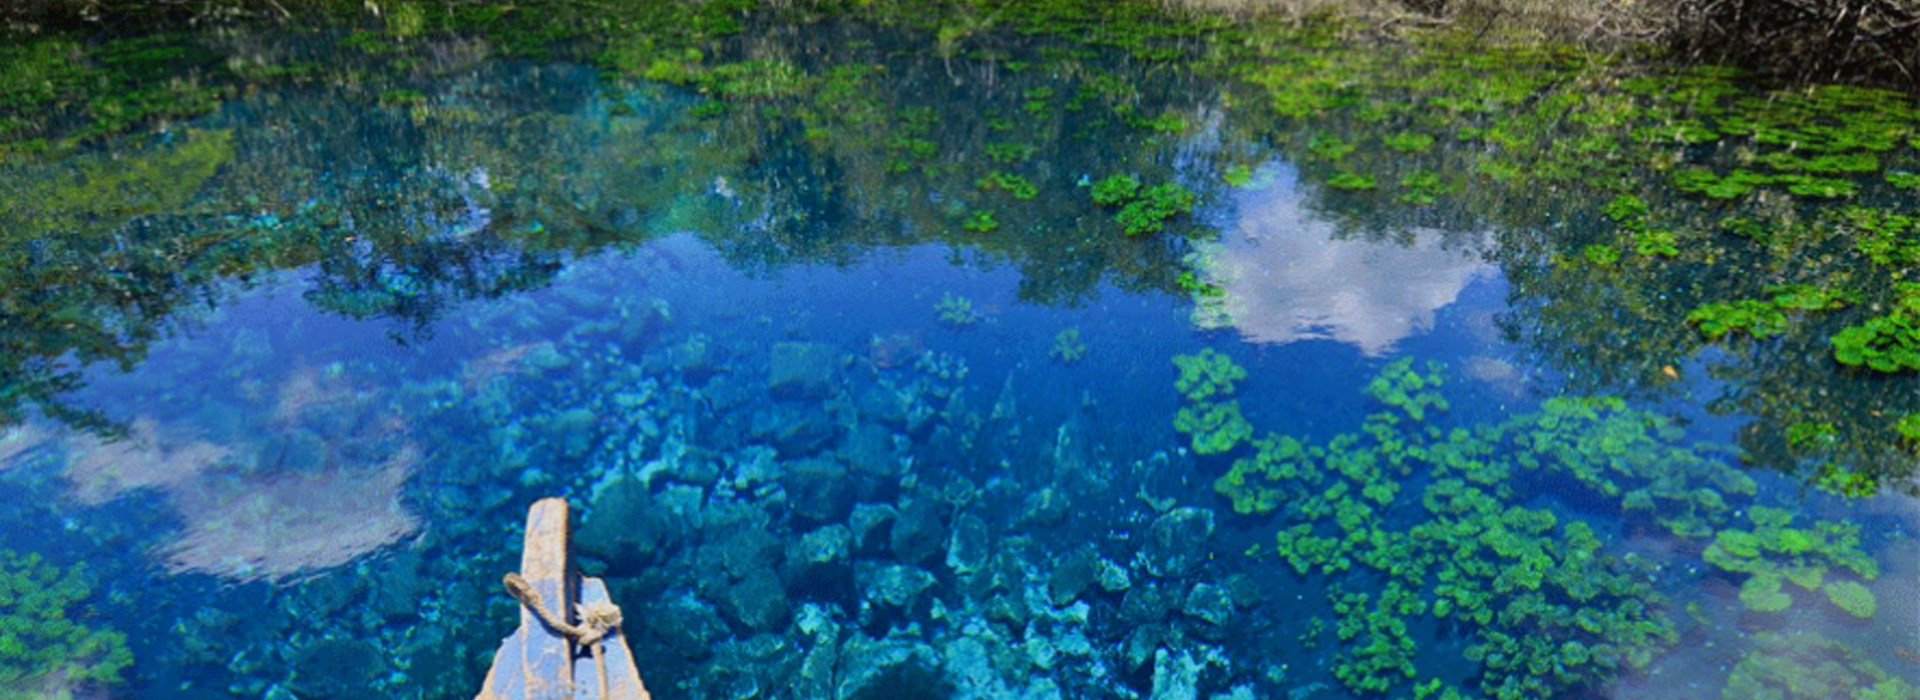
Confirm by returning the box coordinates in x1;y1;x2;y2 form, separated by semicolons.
3;0;1919;492
1203;356;1895;699
0;551;132;698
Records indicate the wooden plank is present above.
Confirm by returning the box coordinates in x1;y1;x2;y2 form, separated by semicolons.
575;577;652;700
476;498;575;700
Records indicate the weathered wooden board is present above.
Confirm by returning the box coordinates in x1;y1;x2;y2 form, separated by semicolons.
576;577;651;700
476;498;648;700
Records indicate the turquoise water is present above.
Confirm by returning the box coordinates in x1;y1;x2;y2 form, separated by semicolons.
2;29;1918;700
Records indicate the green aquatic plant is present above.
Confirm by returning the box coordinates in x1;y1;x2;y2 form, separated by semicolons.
1090;174;1194;237
1172;348;1245;402
1383;130;1435;153
1203;360;1831;698
0;551;132;697
1723;632;1917;700
1214;433;1313;515
983;142;1036;165
1307;133;1355;162
1222;163;1254;187
1396;170;1444;205
976;170;1038;200
1327;172;1377;191
1831;310;1920;373
934;293;980;327
1894;414;1920;447
961;209;1000;233
1050;328;1088;364
1174;400;1253;455
1114;183;1196;237
1701;505;1878;615
1089;174;1141;206
1688;300;1788;340
1580;243;1621;266
1821;579;1875;618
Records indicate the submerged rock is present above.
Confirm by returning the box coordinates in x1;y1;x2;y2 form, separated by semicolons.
946;513;991;575
848;503;898;556
890;495;946;566
575;473;663;575
858;562;937;612
644;592;730;660
781;458;854;524
290;638;383;699
1048;548;1099;606
750;404;839;457
1182;583;1234;628
837;634;946;700
716;566;791;632
1149;649;1203;700
1018;487;1070;528
1138;507;1215;579
769;342;840;400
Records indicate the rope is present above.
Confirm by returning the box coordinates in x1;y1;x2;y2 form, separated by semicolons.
503;572;624;700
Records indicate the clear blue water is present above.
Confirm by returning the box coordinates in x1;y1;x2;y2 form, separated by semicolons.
2;35;1918;700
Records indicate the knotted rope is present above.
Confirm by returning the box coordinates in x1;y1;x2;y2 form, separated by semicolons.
503;572;624;699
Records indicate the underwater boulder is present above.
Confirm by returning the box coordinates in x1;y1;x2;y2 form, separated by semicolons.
1182;583;1234;629
1018;487;1070;528
1048;548;1100;607
848;503;898;556
750;404;839;457
946;513;991;576
716;566;791;632
835;634;946;700
1138;507;1215;579
856;385;910;429
769;342;840;400
783;524;854;596
1148;648;1203;700
1119;582;1176;626
290;638;384;699
1122;625;1168;675
575;473;663;575
857;562;937;612
890;495;947;566
644;592;731;661
781;458;855;524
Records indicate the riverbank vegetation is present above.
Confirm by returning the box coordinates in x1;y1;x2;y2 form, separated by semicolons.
8;0;1917;88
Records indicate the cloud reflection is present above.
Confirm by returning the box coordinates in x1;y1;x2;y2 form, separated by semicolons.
1197;178;1491;356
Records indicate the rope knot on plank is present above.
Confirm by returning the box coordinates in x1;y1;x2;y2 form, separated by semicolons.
503;572;621;699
